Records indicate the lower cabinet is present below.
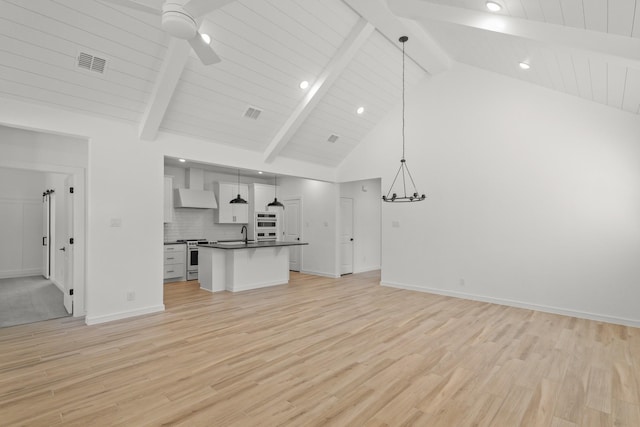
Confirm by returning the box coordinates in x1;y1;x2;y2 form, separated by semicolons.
163;244;186;281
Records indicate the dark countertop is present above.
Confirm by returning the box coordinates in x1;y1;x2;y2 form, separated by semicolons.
198;241;308;250
164;241;186;245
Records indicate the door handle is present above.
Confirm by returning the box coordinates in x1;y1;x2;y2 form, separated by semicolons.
59;247;66;252
350;238;354;241
43;237;47;246
296;237;300;241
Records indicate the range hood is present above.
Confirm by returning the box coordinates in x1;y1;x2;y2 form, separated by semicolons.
174;168;218;209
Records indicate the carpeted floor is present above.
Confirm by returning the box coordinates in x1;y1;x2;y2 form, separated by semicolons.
0;276;70;327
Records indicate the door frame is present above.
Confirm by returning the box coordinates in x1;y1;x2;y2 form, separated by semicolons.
339;197;354;276
282;196;303;272
0;160;85;317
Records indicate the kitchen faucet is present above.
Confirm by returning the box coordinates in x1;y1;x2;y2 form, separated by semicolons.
241;225;248;244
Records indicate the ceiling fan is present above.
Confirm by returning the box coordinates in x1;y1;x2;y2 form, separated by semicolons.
102;0;234;65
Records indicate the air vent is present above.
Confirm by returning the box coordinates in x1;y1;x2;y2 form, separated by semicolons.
243;106;262;120
77;52;107;74
327;134;339;143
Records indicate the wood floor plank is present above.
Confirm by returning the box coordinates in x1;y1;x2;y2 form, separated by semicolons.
0;270;638;426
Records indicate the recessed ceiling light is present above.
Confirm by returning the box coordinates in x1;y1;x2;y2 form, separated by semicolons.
519;62;531;70
200;33;211;44
299;80;309;89
356;106;364;115
258;171;263;174
486;1;502;12
178;158;186;163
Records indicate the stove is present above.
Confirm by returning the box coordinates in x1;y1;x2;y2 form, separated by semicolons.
177;239;208;280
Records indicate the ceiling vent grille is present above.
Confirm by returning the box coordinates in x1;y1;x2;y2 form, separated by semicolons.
77;52;107;74
327;134;339;143
243;106;262;120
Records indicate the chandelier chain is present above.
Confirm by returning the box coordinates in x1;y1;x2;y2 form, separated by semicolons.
402;38;406;161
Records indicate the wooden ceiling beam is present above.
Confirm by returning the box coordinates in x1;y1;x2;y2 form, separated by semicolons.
139;39;190;141
263;18;375;164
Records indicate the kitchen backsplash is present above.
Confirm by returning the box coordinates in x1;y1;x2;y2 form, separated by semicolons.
164;208;246;242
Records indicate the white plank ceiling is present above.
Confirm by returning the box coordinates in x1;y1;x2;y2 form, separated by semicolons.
389;0;640;116
0;0;637;169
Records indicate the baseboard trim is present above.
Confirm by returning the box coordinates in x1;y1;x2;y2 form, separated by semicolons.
50;277;63;292
381;281;640;328
0;269;42;279
85;305;165;325
353;266;381;274
300;270;340;278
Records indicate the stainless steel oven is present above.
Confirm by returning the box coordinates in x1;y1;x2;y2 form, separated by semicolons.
179;239;208;281
255;212;278;241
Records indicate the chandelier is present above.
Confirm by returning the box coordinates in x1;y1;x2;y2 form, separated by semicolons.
382;36;426;203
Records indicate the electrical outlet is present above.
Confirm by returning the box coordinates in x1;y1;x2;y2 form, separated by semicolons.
126;291;135;301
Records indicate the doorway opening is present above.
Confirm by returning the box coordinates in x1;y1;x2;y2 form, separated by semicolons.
0;124;87;327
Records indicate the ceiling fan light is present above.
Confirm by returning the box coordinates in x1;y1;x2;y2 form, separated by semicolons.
161;7;198;39
486;1;502;12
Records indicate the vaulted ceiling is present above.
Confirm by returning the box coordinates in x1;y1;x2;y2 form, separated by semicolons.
1;0;638;168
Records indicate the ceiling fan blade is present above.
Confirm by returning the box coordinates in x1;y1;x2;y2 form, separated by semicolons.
183;0;235;18
100;0;161;15
188;33;221;65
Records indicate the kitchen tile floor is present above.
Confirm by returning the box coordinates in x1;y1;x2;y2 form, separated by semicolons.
0;275;70;327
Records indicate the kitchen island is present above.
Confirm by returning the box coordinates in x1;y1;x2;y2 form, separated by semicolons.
198;241;308;292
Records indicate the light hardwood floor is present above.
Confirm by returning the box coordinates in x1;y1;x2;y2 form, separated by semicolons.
0;271;639;426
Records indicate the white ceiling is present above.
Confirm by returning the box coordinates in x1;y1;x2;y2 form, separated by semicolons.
0;0;638;169
390;0;640;115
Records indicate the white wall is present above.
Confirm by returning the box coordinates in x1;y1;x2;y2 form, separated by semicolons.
0;168;45;278
279;176;339;277
338;63;640;326
1;97;337;324
339;179;382;273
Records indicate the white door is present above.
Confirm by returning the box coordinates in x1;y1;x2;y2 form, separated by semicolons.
42;192;51;279
283;198;301;271
62;176;74;314
340;197;354;275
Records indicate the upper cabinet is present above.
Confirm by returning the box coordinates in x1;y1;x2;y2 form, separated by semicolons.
250;183;276;213
164;176;173;223
214;182;249;224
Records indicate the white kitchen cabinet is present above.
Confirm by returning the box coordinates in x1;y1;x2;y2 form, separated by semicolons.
250;183;276;213
164;176;173;223
163;243;186;281
214;182;249;224
248;183;279;240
